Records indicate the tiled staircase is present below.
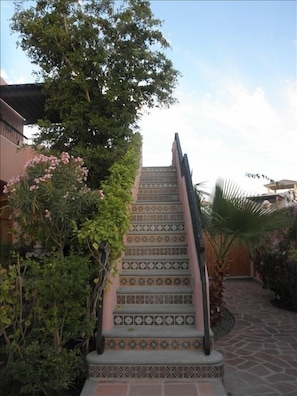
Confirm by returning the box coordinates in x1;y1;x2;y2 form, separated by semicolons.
86;166;224;385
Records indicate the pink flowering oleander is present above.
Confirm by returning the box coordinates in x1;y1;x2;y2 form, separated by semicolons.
4;152;89;197
60;151;70;164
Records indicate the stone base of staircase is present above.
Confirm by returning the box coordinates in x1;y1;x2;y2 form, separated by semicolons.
86;349;224;380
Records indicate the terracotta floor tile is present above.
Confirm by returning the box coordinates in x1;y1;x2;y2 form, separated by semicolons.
94;383;128;396
129;383;163;396
197;382;213;396
164;383;198;396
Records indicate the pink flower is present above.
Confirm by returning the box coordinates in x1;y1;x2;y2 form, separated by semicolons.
60;152;70;164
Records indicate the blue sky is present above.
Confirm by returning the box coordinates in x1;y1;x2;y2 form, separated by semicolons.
1;0;297;194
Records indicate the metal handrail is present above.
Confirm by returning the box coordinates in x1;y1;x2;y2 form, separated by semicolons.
174;133;211;355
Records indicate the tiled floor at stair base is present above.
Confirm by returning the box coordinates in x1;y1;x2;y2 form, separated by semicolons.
81;379;226;396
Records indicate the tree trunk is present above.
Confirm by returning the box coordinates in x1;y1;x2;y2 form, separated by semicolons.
209;259;225;326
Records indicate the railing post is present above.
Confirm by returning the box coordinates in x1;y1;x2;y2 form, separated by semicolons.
96;241;109;355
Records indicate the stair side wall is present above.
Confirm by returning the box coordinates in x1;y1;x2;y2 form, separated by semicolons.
172;141;210;332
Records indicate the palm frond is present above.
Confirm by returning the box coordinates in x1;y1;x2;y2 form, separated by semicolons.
200;179;289;259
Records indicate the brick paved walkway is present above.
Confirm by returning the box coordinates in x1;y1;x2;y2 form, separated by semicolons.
216;279;297;396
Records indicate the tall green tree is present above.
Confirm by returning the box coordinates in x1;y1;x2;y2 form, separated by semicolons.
11;0;180;188
196;179;286;325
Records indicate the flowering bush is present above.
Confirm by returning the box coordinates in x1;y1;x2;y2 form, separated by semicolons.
4;152;101;256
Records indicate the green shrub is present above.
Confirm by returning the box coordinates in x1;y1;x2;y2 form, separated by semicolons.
0;253;93;395
78;134;141;311
253;206;297;309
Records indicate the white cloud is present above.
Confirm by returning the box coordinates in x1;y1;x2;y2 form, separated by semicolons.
139;80;297;195
1;68;31;84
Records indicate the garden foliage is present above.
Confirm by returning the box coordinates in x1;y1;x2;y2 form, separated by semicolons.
11;0;180;188
253;205;297;309
0;136;141;395
3;151;100;256
196;179;286;325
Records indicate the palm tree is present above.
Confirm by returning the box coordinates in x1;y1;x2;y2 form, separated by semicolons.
196;179;286;325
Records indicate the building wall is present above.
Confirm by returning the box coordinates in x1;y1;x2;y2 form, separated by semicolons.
0;78;35;244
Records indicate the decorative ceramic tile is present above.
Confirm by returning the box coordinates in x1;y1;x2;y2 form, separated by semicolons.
121;260;189;271
138;187;178;195
126;232;186;245
137;194;180;202
141;166;176;173
113;313;195;327
105;336;203;351
131;213;184;222
129;223;185;232
125;246;188;256
88;363;224;379
131;203;183;213
119;275;190;287
139;183;178;188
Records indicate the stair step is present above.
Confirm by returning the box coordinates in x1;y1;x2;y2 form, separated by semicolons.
114;304;195;313
104;325;204;338
121;259;189;271
117;285;192;293
138;187;179;195
117;296;192;305
139;183;178;188
125;245;188;256
119;274;191;288
87;350;224;380
140;175;176;183
113;305;195;327
104;326;205;351
117;287;193;305
141;166;176;172
129;223;185;233
131;203;183;214
126;233;186;245
131;213;184;223
137;194;180;202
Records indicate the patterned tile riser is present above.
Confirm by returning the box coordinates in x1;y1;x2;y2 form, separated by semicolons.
121;261;189;271
125;246;188;256
139;177;177;183
129;223;184;233
117;294;193;305
137;194;180;201
113;314;195;326
131;213;184;222
126;234;186;244
88;364;224;379
119;276;191;287
138;189;179;196
105;337;203;351
139;183;177;188
142;167;176;172
131;204;183;213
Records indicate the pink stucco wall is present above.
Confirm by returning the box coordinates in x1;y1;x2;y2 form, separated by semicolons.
0;136;34;184
171;141;209;333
